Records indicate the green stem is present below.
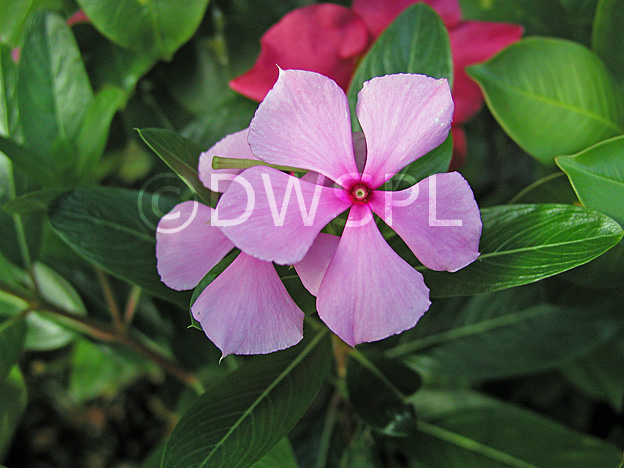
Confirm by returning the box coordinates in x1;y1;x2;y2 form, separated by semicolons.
0;279;203;394
211;156;301;173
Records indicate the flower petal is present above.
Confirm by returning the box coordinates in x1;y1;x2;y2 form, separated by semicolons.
156;201;234;290
294;233;340;296
317;204;430;346
191;253;304;356
216;166;351;265
229;4;370;102
248;69;359;186
369;172;481;272
352;0;462;37
198;128;257;193
357;74;453;188
450;21;523;123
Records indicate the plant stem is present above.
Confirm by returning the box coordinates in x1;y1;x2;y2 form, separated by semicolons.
123;286;142;327
0;279;203;394
94;267;124;332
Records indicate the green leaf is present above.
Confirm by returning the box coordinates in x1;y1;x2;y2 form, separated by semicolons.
561;240;624;287
69;339;159;403
138;128;214;205
346;353;420;436
0;136;58;186
24;262;86;351
557;135;624;226
592;0;624;82
250;439;299;468
0;45;19;138
0;0;64;46
468;37;624;165
0;366;27;460
509;172;578;205
561;332;624;412
75;86;127;181
423;204;624;297
76;0;210;59
181;93;257;149
348;3;452;130
339;428;377;468
2;188;66;214
18;11;93;163
48;187;190;306
162;329;332;468
0;316;26;383
388;286;624;380
406;389;622;467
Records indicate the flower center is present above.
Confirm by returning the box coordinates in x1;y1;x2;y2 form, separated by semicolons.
349;183;371;203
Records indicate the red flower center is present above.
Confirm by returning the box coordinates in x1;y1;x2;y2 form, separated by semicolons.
349;183;371;204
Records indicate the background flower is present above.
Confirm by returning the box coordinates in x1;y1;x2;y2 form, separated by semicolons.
229;0;523;167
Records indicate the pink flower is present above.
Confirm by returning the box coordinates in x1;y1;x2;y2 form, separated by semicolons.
230;3;370;102
229;0;522;168
156;201;304;356
215;70;481;346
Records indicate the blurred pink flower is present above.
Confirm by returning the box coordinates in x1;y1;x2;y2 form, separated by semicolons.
217;70;481;346
156;201;304;356
230;0;523;168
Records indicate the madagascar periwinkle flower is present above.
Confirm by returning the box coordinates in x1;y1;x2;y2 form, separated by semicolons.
156;202;304;356
212;69;482;348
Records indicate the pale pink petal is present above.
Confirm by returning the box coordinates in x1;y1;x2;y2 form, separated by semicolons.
191;253;304;356
229;4;370;101
216;166;351;265
450;21;523;123
156;201;234;290
198;128;257;193
317;204;430;346
248;69;359;186
357;74;453;189
369;172;481;272
352;0;462;37
294;233;340;296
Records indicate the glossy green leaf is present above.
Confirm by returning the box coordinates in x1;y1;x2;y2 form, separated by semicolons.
76;0;210;59
18;11;93;161
347;353;420;436
0;366;27;460
406;389;622;467
162;329;332;468
348;3;452;130
592;0;624;81
561;332;624;412
388;286;624;380
468;37;624;165
557;135;624;226
138;128;214;205
0;316;26;383
48;187;190;306
423;204;624;297
75;86;127;181
250;438;299;468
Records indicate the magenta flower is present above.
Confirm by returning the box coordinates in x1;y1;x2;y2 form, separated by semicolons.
156;201;304;356
215;70;482;346
230;0;523;168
